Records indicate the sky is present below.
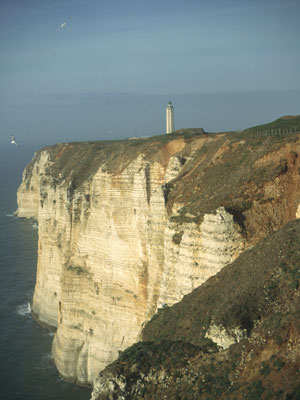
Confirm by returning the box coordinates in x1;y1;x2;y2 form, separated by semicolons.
1;0;300;147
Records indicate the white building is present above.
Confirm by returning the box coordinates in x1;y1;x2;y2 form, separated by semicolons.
166;101;174;134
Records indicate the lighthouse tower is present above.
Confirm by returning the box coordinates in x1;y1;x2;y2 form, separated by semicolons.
166;101;174;134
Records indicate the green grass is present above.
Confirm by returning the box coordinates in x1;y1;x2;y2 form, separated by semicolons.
244;115;300;133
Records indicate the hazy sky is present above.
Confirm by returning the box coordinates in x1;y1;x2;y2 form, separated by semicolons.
1;0;300;146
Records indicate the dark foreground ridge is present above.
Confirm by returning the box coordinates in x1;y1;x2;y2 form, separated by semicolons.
93;219;300;399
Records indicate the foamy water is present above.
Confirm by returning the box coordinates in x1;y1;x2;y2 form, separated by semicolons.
16;302;31;316
37;353;54;370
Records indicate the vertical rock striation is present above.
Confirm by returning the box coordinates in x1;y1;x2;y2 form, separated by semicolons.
17;130;300;386
158;207;244;307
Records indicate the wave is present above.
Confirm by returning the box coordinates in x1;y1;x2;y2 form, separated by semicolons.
36;352;54;370
6;213;15;218
41;353;53;362
44;331;54;337
31;222;38;229
16;302;31;316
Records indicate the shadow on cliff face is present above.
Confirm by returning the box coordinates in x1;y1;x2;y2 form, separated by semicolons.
92;219;300;400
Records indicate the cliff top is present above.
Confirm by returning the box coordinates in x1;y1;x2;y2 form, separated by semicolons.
244;114;300;133
23;115;300;243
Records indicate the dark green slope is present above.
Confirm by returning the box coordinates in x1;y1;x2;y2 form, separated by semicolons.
244;114;300;133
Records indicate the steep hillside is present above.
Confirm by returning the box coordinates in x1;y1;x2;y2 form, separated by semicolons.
17;118;300;387
92;219;300;400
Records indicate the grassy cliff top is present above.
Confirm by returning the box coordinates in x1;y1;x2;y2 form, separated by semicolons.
23;116;300;240
244;114;300;132
27;129;205;187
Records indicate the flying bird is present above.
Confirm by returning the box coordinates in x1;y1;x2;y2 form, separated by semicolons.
60;22;67;29
10;135;20;147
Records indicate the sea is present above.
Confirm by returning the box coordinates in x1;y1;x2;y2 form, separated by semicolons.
0;143;91;400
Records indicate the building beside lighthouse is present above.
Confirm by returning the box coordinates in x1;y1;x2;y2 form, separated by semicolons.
166;101;174;134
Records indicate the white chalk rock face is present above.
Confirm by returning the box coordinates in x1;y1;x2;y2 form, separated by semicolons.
157;207;244;308
17;151;49;219
205;323;247;349
199;207;244;275
52;157;169;384
296;204;300;219
17;145;244;385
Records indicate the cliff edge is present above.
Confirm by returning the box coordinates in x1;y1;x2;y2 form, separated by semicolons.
16;119;300;386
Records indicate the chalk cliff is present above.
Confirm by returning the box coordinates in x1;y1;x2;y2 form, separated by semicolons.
17;124;300;386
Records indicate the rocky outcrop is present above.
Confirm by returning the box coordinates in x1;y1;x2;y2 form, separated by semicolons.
157;207;244;307
17;128;300;387
17;151;49;219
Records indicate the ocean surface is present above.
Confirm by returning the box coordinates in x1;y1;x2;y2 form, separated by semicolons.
0;143;91;400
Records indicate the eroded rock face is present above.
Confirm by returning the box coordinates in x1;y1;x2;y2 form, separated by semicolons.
51;157;169;384
17;143;244;385
17;131;300;386
17;151;49;219
157;207;244;308
205;324;246;349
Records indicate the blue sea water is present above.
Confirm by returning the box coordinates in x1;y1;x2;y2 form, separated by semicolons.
0;143;91;400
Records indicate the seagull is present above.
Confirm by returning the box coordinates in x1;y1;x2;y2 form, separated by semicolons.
10;135;20;147
60;22;67;29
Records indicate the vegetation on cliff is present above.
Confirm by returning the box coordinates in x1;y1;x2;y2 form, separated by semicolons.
93;219;300;399
24;115;300;246
244;114;300;134
89;116;300;399
19;115;300;397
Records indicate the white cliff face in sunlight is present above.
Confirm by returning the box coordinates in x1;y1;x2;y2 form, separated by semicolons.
17;141;244;386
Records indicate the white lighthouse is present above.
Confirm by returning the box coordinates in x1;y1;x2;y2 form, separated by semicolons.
166;101;174;134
